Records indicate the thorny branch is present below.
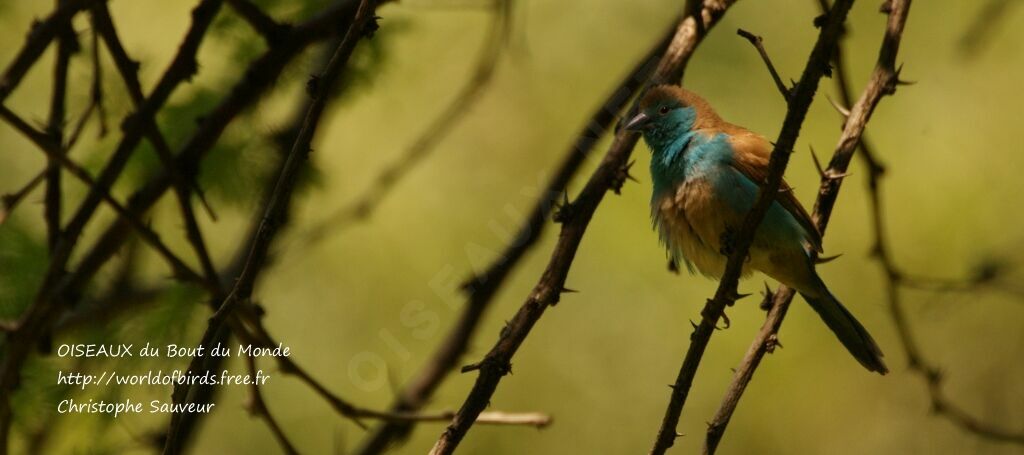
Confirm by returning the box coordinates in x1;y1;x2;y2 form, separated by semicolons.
354;20;677;455
650;1;855;453
427;1;739;453
704;1;914;453
1;0;547;453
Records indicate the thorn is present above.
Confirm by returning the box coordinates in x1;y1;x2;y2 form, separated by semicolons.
362;15;382;38
667;258;680;274
553;190;575;223
460;275;481;293
461;362;482;373
611;160;638;194
779;186;793;193
192;185;218;222
810;145;826;178
815;253;843;264
675;432;685;438
812;13;827;28
825;94;851;119
689;319;698;330
727;289;752;303
560;286;578;294
825;170;852;181
306;74;320;97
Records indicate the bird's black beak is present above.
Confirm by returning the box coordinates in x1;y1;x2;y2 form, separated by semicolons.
624;112;650;131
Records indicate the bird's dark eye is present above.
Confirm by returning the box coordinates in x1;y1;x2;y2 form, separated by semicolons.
658;106;670;115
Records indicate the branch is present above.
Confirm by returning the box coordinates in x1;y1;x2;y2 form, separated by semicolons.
736;28;790;100
90;2;220;286
354;23;675;455
162;1;379;452
0;105;210;288
650;1;855;453
51;0;365;309
703;1;913;453
226;0;291;43
44;0;78;251
0;0;103;103
0;171;45;225
244;356;299;455
426;2;738;453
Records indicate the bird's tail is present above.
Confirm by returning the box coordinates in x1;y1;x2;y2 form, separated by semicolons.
799;284;888;375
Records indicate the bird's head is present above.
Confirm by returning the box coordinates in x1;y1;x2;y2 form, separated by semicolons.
624;85;720;147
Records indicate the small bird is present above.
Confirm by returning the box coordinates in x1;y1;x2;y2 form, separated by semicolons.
625;85;887;374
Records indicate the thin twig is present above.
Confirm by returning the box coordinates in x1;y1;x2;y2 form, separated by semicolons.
244;356;300;455
427;1;738;453
650;1;855;453
703;1;913;453
0;171;46;225
736;28;790;100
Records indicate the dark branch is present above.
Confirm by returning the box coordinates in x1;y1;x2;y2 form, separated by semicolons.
703;1;914;453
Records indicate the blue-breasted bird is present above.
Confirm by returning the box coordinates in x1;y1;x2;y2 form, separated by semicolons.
625;85;887;374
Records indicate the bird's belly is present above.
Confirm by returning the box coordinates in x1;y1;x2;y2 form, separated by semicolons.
653;184;751;279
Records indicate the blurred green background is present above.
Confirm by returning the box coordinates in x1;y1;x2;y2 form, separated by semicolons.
1;0;1023;453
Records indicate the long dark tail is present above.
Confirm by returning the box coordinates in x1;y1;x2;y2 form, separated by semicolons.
800;285;888;374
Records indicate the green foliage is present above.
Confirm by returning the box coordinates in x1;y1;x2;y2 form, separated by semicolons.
0;223;47;319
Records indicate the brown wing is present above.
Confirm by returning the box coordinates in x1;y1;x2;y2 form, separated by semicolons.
726;130;823;253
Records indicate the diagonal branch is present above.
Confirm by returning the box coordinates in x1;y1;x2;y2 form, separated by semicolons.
703;1;914;453
426;1;738;453
650;1;855;453
0;0;103;103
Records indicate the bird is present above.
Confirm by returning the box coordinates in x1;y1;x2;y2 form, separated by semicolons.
624;84;888;374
